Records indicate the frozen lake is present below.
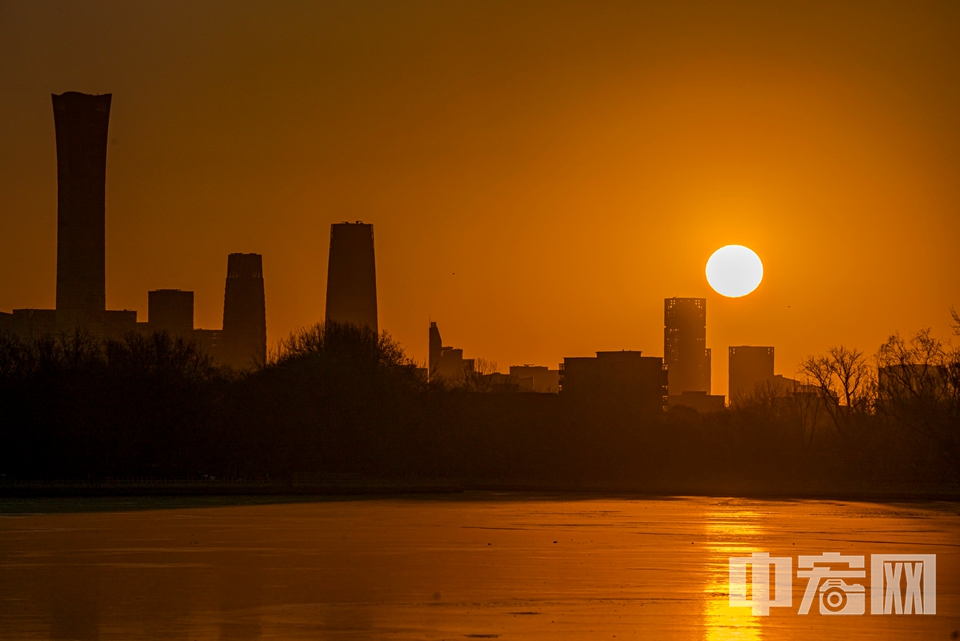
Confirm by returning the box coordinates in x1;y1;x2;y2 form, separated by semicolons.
1;494;958;639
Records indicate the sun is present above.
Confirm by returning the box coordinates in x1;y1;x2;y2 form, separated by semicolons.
706;245;763;298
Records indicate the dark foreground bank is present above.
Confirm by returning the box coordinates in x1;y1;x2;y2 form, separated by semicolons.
2;324;958;498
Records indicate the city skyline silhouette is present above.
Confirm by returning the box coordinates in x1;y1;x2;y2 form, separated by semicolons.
2;5;960;640
2;2;960;397
0;90;821;400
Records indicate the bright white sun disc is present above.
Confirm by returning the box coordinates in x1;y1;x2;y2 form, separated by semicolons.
706;245;763;298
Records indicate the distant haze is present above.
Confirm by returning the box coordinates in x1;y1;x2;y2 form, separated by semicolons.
2;0;959;394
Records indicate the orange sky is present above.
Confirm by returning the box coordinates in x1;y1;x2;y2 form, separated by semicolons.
2;0;959;396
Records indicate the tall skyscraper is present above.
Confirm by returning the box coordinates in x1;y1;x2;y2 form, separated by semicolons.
729;346;775;402
221;253;266;369
325;222;378;333
53;92;111;334
429;321;442;380
664;297;711;394
148;289;194;338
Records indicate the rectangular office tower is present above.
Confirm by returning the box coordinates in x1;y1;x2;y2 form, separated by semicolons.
148;289;194;338
53;92;111;333
221;253;267;369
664;297;711;394
729;346;775;402
325;222;378;333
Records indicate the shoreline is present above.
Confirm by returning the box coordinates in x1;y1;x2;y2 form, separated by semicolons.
1;479;958;504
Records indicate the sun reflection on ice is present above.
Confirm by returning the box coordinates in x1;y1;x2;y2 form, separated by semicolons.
702;507;765;641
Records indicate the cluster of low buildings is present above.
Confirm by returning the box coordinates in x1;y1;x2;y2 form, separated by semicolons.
426;298;808;412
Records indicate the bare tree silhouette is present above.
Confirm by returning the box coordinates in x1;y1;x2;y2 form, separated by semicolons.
453;357;500;392
876;329;949;403
799;345;874;436
875;329;959;477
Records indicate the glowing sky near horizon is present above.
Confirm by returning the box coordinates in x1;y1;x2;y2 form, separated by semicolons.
1;0;959;396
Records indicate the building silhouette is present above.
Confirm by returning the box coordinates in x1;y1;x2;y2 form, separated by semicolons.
878;364;949;403
193;329;222;359
104;309;137;339
508;365;560;393
220;253;266;369
668;391;726;413
325;222;378;333
427;326;557;392
426;322;479;383
664;297;711;395
52;92;111;334
560;350;667;413
437;348;475;382
148;289;194;338
429;321;443;380
729;346;775;403
0;309;57;341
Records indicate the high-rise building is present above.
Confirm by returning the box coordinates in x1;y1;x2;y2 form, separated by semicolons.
728;346;775;402
148;289;194;338
429;321;442;380
53;92;111;334
221;253;266;369
664;297;711;394
325;222;378;333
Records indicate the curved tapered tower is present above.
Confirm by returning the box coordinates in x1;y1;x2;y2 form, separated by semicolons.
324;222;378;333
53;92;111;334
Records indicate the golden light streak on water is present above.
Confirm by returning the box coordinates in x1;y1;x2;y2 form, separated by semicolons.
703;508;765;641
